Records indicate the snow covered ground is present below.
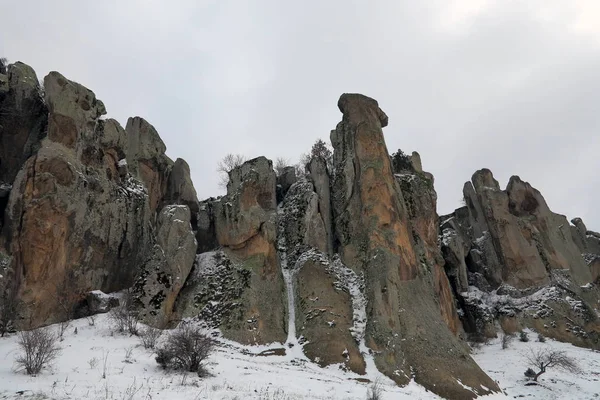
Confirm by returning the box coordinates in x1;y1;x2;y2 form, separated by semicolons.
0;316;598;399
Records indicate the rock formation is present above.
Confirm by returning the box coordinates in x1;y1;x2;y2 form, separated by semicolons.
2;60;600;400
329;93;497;398
0;63;198;328
441;170;600;347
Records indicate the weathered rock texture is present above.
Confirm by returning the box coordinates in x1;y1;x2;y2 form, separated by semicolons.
198;157;286;344
3;60;600;399
441;170;600;348
0;64;199;328
329;94;498;399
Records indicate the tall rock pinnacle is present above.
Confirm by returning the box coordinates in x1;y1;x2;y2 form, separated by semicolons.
330;93;499;399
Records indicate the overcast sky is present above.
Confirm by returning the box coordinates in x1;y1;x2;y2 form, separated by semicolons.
2;0;599;229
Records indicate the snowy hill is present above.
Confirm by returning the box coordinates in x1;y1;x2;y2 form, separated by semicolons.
0;315;598;399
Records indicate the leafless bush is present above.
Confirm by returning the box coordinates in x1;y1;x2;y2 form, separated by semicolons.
257;387;291;400
274;157;290;176
88;357;99;369
501;332;514;350
0;57;7;74
217;153;246;189
155;323;215;377
366;378;383;400
524;348;580;381
15;328;61;375
139;326;162;349
109;290;139;336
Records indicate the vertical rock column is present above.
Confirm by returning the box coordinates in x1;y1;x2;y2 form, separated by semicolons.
330;93;498;399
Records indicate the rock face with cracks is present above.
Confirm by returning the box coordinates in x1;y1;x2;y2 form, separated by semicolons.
330;93;498;399
441;170;600;348
0;64;199;328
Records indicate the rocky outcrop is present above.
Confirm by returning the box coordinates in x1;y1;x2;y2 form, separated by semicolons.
134;205;196;326
330;93;498;399
2;70;152;325
0;64;199;328
308;157;333;256
205;157;286;344
394;154;461;335
441;170;600;347
0;63;47;231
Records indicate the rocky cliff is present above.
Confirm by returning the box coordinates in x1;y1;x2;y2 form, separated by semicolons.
0;63;198;327
1;61;600;400
441;170;600;347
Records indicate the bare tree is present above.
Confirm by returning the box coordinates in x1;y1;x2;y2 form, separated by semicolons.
524;348;580;381
15;328;62;375
217;153;246;189
155;323;215;377
274;157;290;176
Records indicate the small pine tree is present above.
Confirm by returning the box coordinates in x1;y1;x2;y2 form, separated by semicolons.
519;331;529;342
390;149;412;173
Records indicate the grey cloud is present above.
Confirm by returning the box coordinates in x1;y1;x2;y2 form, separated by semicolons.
1;0;598;228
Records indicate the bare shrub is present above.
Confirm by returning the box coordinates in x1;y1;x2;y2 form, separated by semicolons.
15;328;61;375
109;290;139;336
366;378;383;400
501;332;514;350
217;153;246;189
257;387;290;400
139;326;162;349
524;348;580;381
0;57;7;74
274;157;290;176
88;357;99;369
155;323;215;377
